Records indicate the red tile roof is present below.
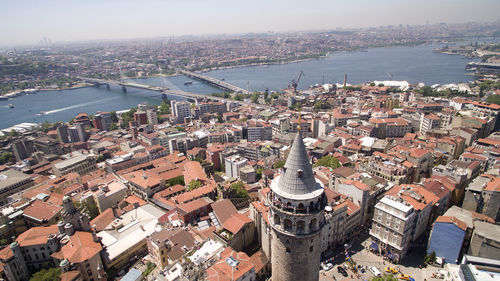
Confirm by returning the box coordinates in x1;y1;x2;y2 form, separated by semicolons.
435;216;467;231
222;213;253;234
23;200;62;222
55;232;102;263
16;225;59;247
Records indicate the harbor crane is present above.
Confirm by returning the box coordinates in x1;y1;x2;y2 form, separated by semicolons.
386;72;393;81
291;70;305;93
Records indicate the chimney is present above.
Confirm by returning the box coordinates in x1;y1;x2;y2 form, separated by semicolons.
343;74;347;87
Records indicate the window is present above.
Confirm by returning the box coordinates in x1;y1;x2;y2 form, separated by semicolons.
42;253;46;259
395;224;399;230
309;246;313;253
286;248;290;253
377;216;381;221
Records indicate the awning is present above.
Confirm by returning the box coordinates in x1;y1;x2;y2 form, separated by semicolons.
370;242;379;251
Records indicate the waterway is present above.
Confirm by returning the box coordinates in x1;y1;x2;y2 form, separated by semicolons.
0;43;487;130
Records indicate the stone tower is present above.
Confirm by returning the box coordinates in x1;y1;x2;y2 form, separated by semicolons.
269;131;326;281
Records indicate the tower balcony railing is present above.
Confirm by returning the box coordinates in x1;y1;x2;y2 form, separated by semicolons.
268;191;325;215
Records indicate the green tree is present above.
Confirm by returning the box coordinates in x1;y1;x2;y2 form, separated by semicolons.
0;238;10;246
273;159;286;169
313;155;341;169
109;123;118;131
424;251;437;265
40;121;53;133
0;152;13;165
188;180;202;191
251;92;260;103
230;181;249;198
256;168;263;181
8;129;19;137
371;274;398;281
176;126;185;132
158;100;171;115
110;111;119;123
487;94;500;105
168;176;185;186
96;155;105;162
217;113;223;123
30;267;61;281
75;199;100;220
120;107;137;129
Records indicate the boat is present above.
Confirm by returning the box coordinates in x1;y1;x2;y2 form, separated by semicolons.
38;111;46;115
8;104;14;108
184;81;193;85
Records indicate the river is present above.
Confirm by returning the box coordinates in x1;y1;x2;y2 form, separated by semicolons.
0;43;485;130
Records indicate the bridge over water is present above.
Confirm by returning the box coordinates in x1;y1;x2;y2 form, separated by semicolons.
77;77;271;110
179;70;251;95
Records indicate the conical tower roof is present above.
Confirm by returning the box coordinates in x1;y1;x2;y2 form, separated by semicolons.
272;132;323;199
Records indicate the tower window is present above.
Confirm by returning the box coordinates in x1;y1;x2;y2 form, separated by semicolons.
309;246;313;253
286;247;291;253
297;169;303;178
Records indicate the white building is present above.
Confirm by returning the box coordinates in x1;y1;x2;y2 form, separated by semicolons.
225;155;248;179
369;196;416;262
171;101;191;121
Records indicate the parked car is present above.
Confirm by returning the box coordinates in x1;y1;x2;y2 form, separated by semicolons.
385;267;398;274
337;266;348;277
322;263;333;271
369;266;382;277
399;274;411;280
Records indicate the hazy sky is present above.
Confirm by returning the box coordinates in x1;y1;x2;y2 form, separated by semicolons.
1;0;499;46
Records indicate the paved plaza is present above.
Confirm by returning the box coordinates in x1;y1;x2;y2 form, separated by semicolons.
319;230;445;281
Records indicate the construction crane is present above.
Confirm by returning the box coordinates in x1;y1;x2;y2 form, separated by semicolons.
386;72;393;81
291;70;305;93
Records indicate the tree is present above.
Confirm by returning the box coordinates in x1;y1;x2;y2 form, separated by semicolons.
188;180;202;191
0;152;13;165
168;176;185;186
30;267;61;281
109;123;118;131
110;111;118;123
251;92;260;103
8;129;19;137
273;159;286;169
158;100;171;115
96;155;105;162
40;121;53;133
230;181;249;198
313;155;341;169
74;199;100;220
424;251;436;265
217;113;223;123
487;94;500;105
371;274;398;281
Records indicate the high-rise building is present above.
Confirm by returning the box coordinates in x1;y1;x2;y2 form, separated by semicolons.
171;101;191;122
74;122;87;142
68;126;80;143
134;111;148;126
93;112;112;131
268;131;326;281
146;109;158;126
56;123;69;143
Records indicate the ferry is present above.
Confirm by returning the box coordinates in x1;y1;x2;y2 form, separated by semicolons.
184;81;193;85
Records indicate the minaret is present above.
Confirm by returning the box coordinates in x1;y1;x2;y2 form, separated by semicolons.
268;126;326;281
